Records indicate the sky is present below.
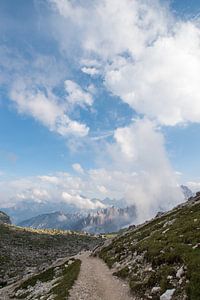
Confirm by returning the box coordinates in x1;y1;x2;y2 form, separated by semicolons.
1;0;200;222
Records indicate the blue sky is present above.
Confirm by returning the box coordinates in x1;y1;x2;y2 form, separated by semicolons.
1;0;200;220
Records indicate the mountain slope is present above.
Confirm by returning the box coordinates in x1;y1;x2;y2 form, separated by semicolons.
0;222;103;288
18;211;84;230
18;206;136;234
98;192;200;300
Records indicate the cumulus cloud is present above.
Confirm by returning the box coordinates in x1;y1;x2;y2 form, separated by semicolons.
50;0;200;127
105;22;200;126
62;192;105;210
111;119;184;221
65;80;93;107
0;47;90;138
10;79;89;137
50;0;170;59
0;171;108;210
16;188;50;203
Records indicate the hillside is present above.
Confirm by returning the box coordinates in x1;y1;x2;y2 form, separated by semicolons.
0;223;103;289
98;193;200;300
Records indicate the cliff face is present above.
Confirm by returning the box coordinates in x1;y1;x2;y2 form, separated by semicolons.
0;211;11;224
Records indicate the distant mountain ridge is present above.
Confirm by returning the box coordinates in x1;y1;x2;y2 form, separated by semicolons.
3;185;193;233
1;197;114;224
18;205;137;234
18;211;84;231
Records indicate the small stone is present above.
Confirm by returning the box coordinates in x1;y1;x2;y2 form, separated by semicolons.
160;289;175;300
179;278;184;285
151;286;161;294
176;266;184;279
192;243;200;249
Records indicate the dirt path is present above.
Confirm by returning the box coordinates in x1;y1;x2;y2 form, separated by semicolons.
69;252;134;300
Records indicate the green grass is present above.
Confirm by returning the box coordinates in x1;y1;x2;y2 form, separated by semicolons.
14;259;81;299
51;259;81;300
99;200;200;299
18;267;55;290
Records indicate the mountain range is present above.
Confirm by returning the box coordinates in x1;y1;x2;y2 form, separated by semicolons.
1;185;193;234
1;197;121;224
18;205;137;234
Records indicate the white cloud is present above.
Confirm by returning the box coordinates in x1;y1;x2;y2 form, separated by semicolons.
64;80;93;107
72;163;84;174
62;192;105;210
16;188;50;203
105;22;200;126
50;0;169;59
38;176;60;184
0;47;90;138
10;79;89;137
50;0;200;127
109;119;184;221
81;66;99;76
187;181;200;192
97;185;108;194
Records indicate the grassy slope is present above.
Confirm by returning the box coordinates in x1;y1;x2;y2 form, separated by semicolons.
13;258;81;299
99;197;200;300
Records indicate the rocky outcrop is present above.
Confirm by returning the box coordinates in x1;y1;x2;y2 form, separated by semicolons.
0;211;11;224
